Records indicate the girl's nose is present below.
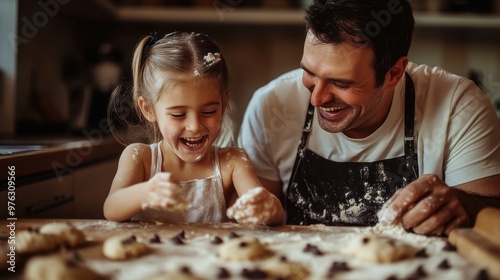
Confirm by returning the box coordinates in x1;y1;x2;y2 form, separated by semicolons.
185;115;202;132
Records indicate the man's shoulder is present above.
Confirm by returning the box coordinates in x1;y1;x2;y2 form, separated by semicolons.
407;62;470;85
252;69;307;101
257;69;303;91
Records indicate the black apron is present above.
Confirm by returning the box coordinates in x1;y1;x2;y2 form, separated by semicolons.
286;73;418;226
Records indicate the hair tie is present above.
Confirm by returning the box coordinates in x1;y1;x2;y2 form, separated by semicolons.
148;31;158;46
141;31;158;66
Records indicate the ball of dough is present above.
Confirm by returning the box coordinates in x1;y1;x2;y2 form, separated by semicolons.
16;229;60;254
102;234;150;260
147;267;203;280
217;237;273;261
261;257;310;279
23;254;102;280
346;234;417;263
39;222;86;247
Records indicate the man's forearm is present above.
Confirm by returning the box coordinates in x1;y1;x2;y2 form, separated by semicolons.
452;188;500;226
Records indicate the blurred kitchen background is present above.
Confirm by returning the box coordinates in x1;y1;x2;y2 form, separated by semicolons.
1;0;500;138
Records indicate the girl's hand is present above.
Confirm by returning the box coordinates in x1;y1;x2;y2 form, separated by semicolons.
227;187;284;225
142;172;189;211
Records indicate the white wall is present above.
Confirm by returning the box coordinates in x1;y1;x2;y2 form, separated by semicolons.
0;0;18;136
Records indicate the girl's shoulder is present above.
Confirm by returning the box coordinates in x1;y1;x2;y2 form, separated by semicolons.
119;143;153;164
217;146;251;166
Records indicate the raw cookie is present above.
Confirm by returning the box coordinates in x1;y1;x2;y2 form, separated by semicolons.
148;267;203;280
16;229;61;254
102;234;150;260
39;222;86;247
23;254;103;280
261;257;310;280
218;236;273;261
346;234;418;263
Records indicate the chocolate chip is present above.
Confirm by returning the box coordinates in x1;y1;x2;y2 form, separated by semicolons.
228;232;240;239
211;236;224;245
171;236;185;245
303;244;323;256
180;266;191;275
217;267;231;279
362;237;370;244
65;252;83;267
406;265;427;280
475;269;490;280
443;242;456;251
241;268;267;279
72;251;83;262
149;234;161;244
279;256;288;262
415;248;428;258
174;230;186;240
27;227;40;233
385;275;398;280
239;242;248;248
327;261;351;277
438;259;450;269
121;235;137;245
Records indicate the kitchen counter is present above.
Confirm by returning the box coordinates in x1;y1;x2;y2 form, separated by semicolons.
0;136;124;185
0;219;488;280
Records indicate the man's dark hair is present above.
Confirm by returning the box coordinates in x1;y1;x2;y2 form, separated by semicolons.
305;0;415;87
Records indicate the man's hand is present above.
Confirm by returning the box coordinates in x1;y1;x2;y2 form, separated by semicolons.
378;174;469;235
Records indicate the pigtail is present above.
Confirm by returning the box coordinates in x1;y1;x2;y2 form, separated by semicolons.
107;34;159;145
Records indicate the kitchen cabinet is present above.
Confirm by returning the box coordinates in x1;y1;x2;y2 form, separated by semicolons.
0;137;123;219
74;158;118;219
0;158;118;219
0;174;74;219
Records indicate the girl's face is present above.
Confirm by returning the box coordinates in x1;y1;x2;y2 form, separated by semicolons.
144;77;224;163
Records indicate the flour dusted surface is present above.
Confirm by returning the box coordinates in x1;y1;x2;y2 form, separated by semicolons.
6;220;484;280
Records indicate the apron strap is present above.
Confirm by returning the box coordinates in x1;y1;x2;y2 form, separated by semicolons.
404;72;416;157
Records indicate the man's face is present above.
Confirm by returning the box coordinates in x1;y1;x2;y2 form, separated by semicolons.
300;31;394;139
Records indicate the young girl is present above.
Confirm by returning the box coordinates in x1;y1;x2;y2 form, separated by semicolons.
103;31;284;225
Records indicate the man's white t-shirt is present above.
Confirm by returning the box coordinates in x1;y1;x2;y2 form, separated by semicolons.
238;62;500;194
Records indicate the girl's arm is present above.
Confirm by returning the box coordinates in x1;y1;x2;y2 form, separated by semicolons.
103;143;151;222
226;148;285;225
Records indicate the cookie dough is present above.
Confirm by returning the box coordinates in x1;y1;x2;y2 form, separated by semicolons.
39;222;86;247
346;234;418;263
102;234;150;260
23;254;102;280
16;229;60;254
217;236;273;261
147;267;203;280
261;257;310;279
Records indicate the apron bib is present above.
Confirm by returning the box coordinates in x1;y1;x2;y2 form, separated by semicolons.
286;73;418;226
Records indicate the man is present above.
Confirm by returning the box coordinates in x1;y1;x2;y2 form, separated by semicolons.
237;0;500;235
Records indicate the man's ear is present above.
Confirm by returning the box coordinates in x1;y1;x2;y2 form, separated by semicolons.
138;96;156;122
385;56;409;90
